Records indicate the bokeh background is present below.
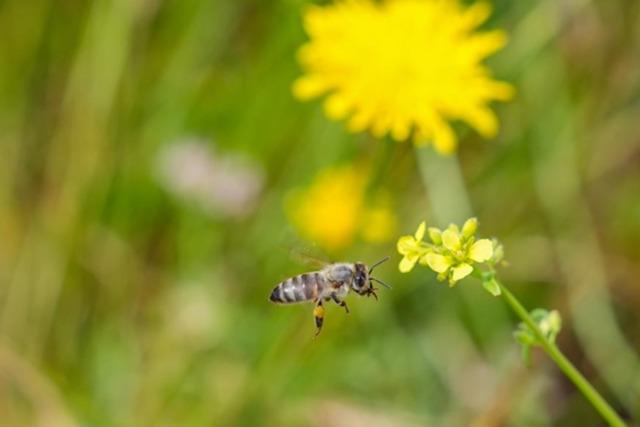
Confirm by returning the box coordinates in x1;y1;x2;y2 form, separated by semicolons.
1;0;640;426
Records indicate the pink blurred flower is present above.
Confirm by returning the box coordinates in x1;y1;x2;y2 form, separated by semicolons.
155;138;264;218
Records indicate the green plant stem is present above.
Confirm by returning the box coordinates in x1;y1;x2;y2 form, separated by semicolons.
498;282;627;427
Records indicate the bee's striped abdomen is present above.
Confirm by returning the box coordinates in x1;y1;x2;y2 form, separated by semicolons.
269;272;325;304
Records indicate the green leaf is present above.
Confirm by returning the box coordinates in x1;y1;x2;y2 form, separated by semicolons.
514;329;535;346
482;278;501;296
513;309;563;366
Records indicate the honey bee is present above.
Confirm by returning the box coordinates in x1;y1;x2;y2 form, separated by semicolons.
269;257;391;336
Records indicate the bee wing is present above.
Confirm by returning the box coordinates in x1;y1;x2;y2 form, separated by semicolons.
278;230;332;268
288;246;330;269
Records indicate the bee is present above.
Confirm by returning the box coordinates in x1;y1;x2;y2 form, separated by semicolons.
269;256;391;336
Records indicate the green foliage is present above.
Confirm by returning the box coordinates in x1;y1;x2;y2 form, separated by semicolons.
0;0;638;426
514;309;562;365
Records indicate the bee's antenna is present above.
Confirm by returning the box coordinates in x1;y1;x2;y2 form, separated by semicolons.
368;256;390;274
371;277;392;290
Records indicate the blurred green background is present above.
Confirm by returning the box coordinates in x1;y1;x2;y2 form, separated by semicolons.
1;0;639;426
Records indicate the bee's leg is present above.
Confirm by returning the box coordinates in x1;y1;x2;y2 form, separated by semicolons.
313;300;325;336
330;293;349;314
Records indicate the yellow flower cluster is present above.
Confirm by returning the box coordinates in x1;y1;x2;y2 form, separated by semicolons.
397;218;494;285
293;0;514;153
286;164;396;252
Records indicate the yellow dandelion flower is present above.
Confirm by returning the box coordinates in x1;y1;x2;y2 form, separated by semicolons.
293;0;514;153
286;164;396;252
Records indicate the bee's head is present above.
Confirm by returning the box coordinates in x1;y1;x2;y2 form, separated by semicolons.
352;263;370;295
352;257;391;298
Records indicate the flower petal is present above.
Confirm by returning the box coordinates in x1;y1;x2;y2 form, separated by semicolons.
442;226;461;251
451;263;473;283
425;253;452;273
399;256;418;273
469;239;493;262
431;117;457;154
414;221;426;241
292;75;330;100
324;94;353;120
396;236;417;255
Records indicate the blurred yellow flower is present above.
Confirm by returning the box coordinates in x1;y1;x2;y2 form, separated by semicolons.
361;204;398;243
293;0;514;153
286;165;396;252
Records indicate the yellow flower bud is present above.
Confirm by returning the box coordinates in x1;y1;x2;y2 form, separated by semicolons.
428;227;442;244
461;217;478;238
414;221;426;241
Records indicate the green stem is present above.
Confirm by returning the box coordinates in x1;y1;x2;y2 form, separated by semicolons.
498;282;627;427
